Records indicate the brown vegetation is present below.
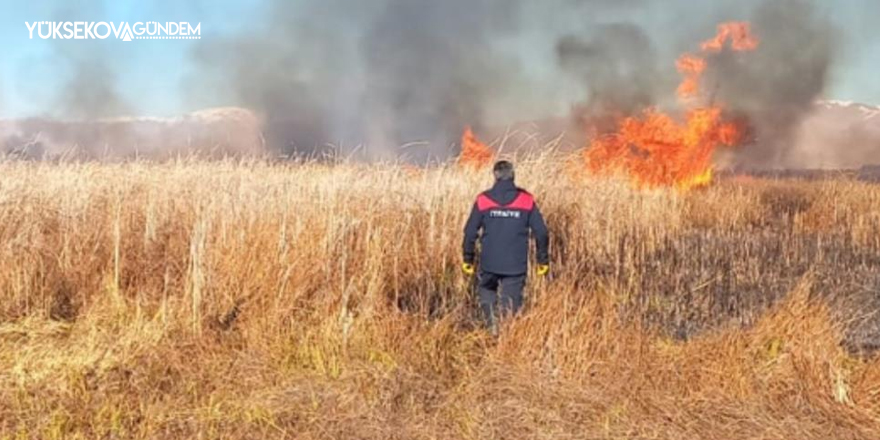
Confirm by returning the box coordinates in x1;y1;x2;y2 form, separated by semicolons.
0;156;879;439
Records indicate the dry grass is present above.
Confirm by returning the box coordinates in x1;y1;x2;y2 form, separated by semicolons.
1;156;880;439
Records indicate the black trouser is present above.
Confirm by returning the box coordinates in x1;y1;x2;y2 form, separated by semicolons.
477;271;526;327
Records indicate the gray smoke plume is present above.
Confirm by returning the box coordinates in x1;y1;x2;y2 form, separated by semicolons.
708;0;835;168
191;0;527;160
190;0;351;156
5;0;859;166
189;0;683;159
359;0;520;161
54;49;132;119
50;1;132;119
556;23;666;135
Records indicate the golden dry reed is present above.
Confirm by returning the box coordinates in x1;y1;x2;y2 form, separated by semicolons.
1;155;880;439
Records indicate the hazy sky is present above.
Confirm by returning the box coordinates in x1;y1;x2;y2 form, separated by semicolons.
0;0;877;120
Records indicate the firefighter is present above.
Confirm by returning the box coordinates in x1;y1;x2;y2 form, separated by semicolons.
462;160;550;334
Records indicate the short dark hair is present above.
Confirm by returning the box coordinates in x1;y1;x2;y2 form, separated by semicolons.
493;160;514;181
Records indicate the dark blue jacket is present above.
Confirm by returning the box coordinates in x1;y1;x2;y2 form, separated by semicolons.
463;179;550;275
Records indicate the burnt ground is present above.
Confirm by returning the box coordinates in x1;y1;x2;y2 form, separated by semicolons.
721;165;880;182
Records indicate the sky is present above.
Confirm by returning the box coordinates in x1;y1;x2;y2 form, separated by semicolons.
0;0;252;117
0;0;878;120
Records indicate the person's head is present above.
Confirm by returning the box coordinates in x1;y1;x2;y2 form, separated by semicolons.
493;160;515;181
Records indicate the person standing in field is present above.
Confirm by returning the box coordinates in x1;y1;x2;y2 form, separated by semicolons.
462;160;550;334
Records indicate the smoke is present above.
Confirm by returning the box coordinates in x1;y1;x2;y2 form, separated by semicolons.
190;0;689;160
4;0;864;167
709;0;835;168
359;0;521;161
50;1;132;119
190;1;348;156
191;0;529;160
552;0;840;169
0;1;135;158
556;23;667;134
53;49;132;119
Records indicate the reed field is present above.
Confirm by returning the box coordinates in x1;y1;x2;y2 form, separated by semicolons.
1;155;880;439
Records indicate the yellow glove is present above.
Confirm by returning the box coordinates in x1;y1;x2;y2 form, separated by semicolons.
536;264;550;276
461;263;476;276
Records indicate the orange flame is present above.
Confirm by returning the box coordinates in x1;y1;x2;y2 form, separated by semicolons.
676;54;707;99
586;21;758;191
458;126;495;168
701;22;759;53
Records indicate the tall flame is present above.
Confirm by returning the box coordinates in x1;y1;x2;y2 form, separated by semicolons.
458;126;495;168
586;21;758;191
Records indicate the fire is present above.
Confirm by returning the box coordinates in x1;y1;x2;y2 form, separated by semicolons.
680;168;713;191
586;108;741;190
700;22;759;53
586;21;758;191
458;126;494;168
676;54;707;99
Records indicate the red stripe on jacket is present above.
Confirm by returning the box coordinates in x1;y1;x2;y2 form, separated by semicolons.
476;191;534;212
